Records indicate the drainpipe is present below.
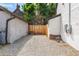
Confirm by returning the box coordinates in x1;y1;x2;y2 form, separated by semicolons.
69;3;71;26
69;3;72;34
5;17;15;44
65;3;72;34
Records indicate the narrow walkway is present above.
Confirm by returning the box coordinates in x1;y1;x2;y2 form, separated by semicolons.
0;35;79;56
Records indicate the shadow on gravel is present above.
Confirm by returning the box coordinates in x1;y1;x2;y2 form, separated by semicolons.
0;35;32;56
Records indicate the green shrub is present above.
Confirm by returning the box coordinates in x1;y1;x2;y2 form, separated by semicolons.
22;3;57;23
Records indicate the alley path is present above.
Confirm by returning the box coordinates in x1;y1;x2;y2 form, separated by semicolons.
0;35;79;56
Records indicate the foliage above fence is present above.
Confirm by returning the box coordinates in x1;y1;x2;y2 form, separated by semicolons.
22;3;35;22
22;3;57;24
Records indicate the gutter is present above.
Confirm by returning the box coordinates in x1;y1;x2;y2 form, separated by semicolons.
48;14;61;20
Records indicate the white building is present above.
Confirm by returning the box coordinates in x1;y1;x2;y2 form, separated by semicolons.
0;4;28;44
57;3;79;50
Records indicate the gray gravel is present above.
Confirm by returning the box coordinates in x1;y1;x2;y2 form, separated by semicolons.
0;35;79;56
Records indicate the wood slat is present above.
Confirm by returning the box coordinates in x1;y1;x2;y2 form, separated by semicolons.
29;25;48;35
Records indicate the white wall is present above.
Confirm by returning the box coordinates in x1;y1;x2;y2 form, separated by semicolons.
57;3;79;50
0;11;11;31
70;4;79;50
57;3;75;49
48;16;61;36
7;18;28;43
63;4;79;50
60;4;70;41
57;3;63;14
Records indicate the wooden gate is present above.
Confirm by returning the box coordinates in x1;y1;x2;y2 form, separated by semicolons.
28;25;48;35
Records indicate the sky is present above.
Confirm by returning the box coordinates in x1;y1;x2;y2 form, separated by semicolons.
0;3;24;12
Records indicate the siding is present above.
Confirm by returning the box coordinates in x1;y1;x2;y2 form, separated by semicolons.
7;18;28;43
0;11;11;31
57;3;79;50
70;4;79;50
48;16;61;36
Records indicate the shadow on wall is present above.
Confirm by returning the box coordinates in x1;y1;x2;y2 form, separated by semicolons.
0;31;6;44
0;35;32;56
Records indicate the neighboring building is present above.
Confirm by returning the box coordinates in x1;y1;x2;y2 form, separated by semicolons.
13;4;24;19
57;3;79;50
0;6;11;31
0;4;28;44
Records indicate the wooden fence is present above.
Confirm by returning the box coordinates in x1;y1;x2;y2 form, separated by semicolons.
28;25;48;35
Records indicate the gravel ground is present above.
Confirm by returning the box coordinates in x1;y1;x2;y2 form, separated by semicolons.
0;35;79;56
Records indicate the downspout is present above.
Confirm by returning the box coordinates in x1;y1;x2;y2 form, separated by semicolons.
65;3;72;34
69;3;71;26
5;19;8;44
69;3;72;34
5;17;15;44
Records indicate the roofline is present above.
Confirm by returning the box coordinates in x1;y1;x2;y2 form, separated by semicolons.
11;13;28;23
0;6;12;14
48;14;61;20
0;6;26;22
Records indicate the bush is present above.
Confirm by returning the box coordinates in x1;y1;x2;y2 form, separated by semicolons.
22;3;57;23
22;3;35;22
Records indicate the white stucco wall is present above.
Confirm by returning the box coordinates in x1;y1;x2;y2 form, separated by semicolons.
57;3;76;49
7;18;28;43
48;16;61;36
70;4;79;50
0;11;11;31
57;3;79;50
57;3;63;14
60;3;69;41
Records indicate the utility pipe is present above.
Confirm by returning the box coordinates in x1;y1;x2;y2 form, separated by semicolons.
69;3;72;34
